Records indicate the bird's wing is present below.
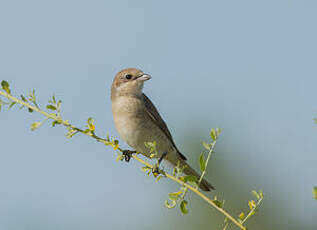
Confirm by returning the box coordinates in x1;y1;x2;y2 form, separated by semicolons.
142;93;187;160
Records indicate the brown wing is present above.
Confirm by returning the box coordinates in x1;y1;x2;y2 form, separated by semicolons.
142;93;187;160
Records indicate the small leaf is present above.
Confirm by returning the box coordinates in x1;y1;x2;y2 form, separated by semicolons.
168;191;183;201
184;175;198;187
144;141;157;153
165;200;176;209
1;80;10;94
88;123;95;132
46;105;57;110
149;153;156;158
210;128;217;141
116;154;124;162
52;120;62;127
212;199;223;208
21;95;27;102
199;153;206;172
83;129;90;134
184;175;198;183
248;200;256;210
31;122;41;131
66;129;78;138
251;190;260;200
87;117;94;124
155;175;163;182
87;117;95;132
9;102;16;109
112;140;119;150
202;141;211;150
180;200;189;214
239;212;245;220
216;128;222;136
28;108;33;113
313;187;317;200
248;210;256;217
141;166;150;172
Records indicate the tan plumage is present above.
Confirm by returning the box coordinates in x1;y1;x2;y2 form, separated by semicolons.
111;68;214;191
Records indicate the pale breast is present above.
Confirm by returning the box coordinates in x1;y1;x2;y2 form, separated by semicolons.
112;96;175;157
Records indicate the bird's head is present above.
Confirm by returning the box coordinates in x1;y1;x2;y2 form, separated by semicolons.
111;68;151;99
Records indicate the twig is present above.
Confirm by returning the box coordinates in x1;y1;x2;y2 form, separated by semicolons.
0;89;247;230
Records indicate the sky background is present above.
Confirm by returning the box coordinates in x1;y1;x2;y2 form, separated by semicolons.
0;1;317;230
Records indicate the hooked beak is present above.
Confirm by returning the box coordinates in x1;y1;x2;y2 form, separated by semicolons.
137;74;151;81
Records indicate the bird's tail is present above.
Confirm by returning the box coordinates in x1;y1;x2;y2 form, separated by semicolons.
182;162;215;191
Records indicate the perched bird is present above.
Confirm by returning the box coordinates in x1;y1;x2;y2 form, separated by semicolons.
111;68;214;191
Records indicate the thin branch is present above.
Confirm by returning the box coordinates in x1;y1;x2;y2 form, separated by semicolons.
241;197;263;225
0;89;247;230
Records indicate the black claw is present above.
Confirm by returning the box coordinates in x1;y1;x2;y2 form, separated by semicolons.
152;152;168;176
122;150;136;162
158;152;168;165
152;165;160;175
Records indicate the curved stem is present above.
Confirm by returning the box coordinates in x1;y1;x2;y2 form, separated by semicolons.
0;89;247;230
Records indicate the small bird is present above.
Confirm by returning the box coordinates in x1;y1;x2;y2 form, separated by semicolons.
111;68;214;191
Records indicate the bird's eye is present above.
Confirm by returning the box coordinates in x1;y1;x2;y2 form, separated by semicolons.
125;74;132;80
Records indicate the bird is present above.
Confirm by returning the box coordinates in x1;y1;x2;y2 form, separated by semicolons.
111;68;214;191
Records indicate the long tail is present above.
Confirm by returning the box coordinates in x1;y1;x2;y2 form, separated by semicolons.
182;162;215;191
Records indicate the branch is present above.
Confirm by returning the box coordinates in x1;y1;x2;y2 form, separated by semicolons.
0;81;264;230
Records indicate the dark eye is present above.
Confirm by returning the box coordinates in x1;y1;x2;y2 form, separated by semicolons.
125;74;132;80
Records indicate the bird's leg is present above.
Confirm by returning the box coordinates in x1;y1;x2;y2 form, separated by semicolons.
122;150;136;162
152;152;167;175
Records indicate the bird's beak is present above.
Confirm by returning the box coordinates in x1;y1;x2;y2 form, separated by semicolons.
137;74;151;81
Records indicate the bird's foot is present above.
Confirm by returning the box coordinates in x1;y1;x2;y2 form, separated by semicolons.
122;150;136;162
152;152;167;176
158;152;168;165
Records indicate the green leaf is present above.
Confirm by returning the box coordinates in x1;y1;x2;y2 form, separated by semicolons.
155;175;163;182
87;117;94;124
66;129;78;138
212;199;223;208
141;166;151;173
56;100;62;111
31;122;41;131
184;175;198;187
8;102;16;109
248;200;256;210
251;190;260;200
1;80;10;94
239;212;245;220
165;200;176;209
202;141;210;150
313;187;317;200
28;108;33;113
180;200;188;214
149;153;157;158
83;129;90;134
199;153;206;172
210;128;217;141
116;154;124;162
21;95;27;102
52;120;62;127
184;175;198;183
46;105;57;110
168;191;182;201
144;141;156;149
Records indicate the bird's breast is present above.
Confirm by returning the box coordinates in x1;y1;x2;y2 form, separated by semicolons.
112;96;145;148
112;96;175;157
